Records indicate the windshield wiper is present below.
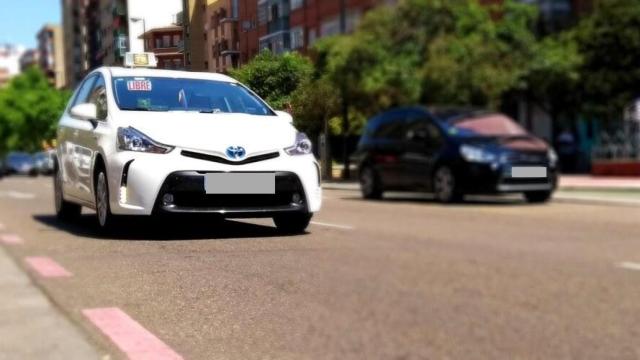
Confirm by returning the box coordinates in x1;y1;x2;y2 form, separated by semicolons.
120;107;168;112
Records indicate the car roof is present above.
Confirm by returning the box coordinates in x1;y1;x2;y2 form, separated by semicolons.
100;67;238;83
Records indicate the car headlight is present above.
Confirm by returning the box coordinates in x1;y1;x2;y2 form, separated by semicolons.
285;132;313;156
117;127;173;154
548;148;558;165
460;144;497;163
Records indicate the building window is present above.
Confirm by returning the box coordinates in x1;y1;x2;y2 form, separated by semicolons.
320;17;340;37
290;26;304;49
172;34;180;46
308;28;317;46
291;0;303;10
258;2;268;25
162;35;171;48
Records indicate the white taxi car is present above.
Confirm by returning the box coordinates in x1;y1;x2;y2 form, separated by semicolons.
54;55;321;233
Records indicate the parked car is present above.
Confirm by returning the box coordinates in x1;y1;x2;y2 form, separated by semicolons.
352;107;558;203
54;58;321;232
34;150;55;175
3;152;37;177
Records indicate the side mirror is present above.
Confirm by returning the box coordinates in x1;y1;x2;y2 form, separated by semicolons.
70;103;97;121
275;110;294;124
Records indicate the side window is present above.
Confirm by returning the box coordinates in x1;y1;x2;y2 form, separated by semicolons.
88;76;108;120
70;76;97;108
406;115;444;148
374;114;406;141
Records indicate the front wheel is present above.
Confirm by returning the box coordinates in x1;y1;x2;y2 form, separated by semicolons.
273;213;312;234
95;171;118;229
433;166;463;203
54;166;81;221
524;191;553;204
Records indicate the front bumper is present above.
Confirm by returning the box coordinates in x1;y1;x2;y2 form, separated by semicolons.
106;149;322;216
457;162;558;194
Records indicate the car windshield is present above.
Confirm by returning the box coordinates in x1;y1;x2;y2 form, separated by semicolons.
112;77;274;116
448;113;528;137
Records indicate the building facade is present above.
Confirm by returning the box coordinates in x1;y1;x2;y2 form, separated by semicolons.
37;24;67;88
182;0;207;71
61;0;181;88
19;49;40;72
0;44;25;87
140;25;185;69
204;0;241;72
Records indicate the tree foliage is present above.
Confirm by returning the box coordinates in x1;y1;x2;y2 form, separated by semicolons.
0;68;70;154
574;0;640;118
229;50;313;110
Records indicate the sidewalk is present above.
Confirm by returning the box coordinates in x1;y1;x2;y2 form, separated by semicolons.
0;246;102;359
559;175;640;192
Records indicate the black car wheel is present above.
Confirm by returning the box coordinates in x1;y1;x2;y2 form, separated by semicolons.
273;213;312;234
54;166;81;221
95;170;118;229
433;166;463;203
359;165;383;200
524;191;553;204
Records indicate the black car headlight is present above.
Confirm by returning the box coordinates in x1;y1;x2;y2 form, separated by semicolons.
117;127;174;154
460;145;497;163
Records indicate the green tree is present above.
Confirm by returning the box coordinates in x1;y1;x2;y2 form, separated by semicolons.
574;0;640;119
229;50;313;110
0;67;70;154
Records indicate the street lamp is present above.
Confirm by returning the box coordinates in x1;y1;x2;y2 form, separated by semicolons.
130;17;146;51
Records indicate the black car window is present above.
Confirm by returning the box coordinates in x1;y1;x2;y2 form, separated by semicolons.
373;113;406;140
88;75;108;120
406;113;444;148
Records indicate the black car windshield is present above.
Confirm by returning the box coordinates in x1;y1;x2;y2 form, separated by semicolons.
112;77;274;116
448;113;527;137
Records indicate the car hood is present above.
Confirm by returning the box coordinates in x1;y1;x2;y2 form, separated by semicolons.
118;112;297;155
461;135;549;152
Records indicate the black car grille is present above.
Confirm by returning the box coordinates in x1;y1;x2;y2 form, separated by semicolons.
181;150;280;165
502;151;548;165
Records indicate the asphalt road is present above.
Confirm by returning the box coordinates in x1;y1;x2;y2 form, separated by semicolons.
1;176;639;360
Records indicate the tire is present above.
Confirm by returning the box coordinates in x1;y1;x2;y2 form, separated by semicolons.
54;166;81;221
273;213;313;234
524;191;553;204
359;165;383;200
95;170;118;230
433;166;463;203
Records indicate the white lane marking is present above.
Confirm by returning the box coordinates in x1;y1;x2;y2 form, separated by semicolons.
0;191;36;199
311;221;355;230
616;262;640;271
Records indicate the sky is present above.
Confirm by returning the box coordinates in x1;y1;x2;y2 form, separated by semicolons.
0;1;62;49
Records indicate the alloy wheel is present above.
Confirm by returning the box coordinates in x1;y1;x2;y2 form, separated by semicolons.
96;172;109;227
434;167;454;202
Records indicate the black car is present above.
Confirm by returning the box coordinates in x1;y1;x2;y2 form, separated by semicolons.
3;152;37;177
352;107;558;203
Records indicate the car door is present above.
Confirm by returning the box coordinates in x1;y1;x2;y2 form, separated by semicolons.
74;74;109;203
58;75;97;201
401;112;445;189
372;111;408;189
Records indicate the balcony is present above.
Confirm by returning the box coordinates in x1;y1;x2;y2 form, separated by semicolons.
173;11;184;26
267;17;289;34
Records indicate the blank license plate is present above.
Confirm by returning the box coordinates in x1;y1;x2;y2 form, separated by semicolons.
510;166;547;178
204;173;275;194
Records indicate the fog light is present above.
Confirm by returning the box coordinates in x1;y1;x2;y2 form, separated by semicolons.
163;193;174;205
119;186;127;204
292;192;302;204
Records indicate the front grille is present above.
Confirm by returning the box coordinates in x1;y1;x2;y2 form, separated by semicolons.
181;150;280;165
156;171;306;214
502;151;548;165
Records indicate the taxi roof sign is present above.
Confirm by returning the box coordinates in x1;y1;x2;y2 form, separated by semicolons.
124;52;158;68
